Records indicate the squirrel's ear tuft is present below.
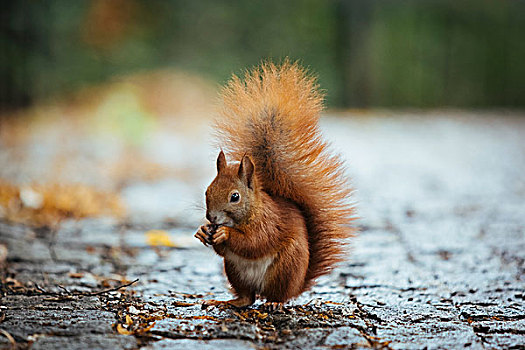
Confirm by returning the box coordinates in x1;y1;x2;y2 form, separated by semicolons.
238;155;255;189
217;150;227;173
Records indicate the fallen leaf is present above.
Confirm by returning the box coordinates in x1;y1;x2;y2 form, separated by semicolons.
5;277;24;289
135;321;155;334
68;272;84;279
0;180;124;226
172;301;197;307
146;230;176;247
189;315;219;321
116;323;133;335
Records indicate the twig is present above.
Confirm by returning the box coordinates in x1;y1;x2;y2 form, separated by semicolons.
78;278;139;296
34;283;50;294
57;285;70;294
0;329;16;348
33;279;139;297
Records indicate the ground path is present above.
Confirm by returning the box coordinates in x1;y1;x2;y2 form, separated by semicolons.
1;112;524;349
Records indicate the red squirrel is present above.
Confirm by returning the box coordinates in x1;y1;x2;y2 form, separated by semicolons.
195;61;355;308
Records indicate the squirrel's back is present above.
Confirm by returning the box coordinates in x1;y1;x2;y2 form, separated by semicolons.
215;60;355;290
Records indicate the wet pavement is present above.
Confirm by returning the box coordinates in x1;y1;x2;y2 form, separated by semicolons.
1;111;524;349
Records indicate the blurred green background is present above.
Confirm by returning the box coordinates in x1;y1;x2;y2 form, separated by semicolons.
2;0;524;110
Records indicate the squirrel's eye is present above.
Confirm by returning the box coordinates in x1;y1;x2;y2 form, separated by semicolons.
230;192;240;203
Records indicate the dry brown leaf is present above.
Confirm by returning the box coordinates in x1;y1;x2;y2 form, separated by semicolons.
172;301;197;307
5;277;24;289
135;322;155;334
116;323;133;335
68;272;85;279
0;180;124;226
189;315;219;321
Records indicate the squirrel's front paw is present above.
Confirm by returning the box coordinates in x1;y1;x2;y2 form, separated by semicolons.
211;226;229;245
195;225;213;246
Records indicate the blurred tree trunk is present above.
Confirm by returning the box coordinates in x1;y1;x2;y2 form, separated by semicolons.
1;1;33;110
335;0;374;108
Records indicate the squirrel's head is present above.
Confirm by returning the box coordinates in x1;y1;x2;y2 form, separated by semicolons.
205;150;257;227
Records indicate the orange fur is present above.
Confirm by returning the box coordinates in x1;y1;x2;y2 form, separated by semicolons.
198;60;355;305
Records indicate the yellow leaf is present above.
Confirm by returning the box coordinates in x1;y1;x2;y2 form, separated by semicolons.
116;323;133;335
145;230;175;247
136;322;156;334
125;314;133;326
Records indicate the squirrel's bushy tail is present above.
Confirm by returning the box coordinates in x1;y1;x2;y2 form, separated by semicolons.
215;60;355;290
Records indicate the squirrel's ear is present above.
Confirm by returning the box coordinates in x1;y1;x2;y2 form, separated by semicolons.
238;155;255;189
217;150;227;173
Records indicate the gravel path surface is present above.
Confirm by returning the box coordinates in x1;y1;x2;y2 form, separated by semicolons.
1;112;524;349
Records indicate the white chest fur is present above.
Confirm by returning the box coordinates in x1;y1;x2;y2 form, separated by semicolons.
224;250;274;292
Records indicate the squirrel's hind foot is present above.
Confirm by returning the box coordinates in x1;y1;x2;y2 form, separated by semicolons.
227;295;255;308
262;301;285;312
202;295;254;309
